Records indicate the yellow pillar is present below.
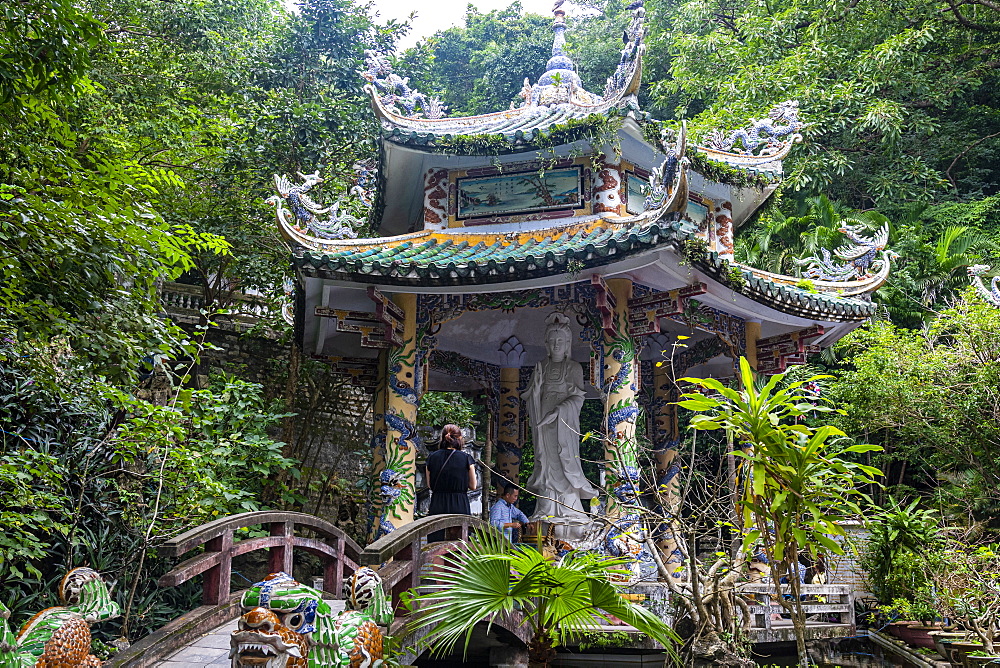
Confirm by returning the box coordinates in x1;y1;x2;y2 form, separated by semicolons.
745;320;762;369
370;293;419;539
652;360;684;575
496;366;522;487
367;349;389;543
602;278;639;492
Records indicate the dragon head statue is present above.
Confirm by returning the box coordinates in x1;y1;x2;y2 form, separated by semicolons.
231;573;317;667
231;570;388;668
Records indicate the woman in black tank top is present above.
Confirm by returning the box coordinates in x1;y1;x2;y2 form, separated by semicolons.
426;424;477;516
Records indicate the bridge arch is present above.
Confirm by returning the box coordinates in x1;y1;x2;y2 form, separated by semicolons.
107;511;525;666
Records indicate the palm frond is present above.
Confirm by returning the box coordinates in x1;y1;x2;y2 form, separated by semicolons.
406;529;678;660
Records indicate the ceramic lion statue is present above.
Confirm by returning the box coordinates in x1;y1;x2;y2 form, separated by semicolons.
230;568;391;667
0;567;121;667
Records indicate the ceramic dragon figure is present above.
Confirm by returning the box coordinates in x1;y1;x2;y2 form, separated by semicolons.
969;264;1000;307
267;172;360;241
361;50;445;119
603;466;645;583
795;223;893;281
705;100;804;155
644;122;687;212
230;568;391;667
373;468;404;540
0;567;121;667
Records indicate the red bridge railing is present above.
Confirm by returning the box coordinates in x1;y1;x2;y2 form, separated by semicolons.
109;512;516;666
360;514;494;611
157;510;363;603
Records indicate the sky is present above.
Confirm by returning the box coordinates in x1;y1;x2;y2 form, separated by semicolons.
369;0;559;50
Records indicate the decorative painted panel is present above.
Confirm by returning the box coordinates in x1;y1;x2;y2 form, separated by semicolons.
456;166;583;220
445;157;592;227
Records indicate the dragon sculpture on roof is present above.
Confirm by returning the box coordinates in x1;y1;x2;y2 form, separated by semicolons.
267;172;361;241
795;223;893;282
705;101;804;155
644;122;687;212
361;51;446;119
969;264;1000;307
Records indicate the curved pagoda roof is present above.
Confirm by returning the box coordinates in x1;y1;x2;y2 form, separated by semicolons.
270;2;895;370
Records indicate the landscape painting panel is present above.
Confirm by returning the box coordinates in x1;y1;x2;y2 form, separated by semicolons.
686;198;710;226
626;172;646;214
457;167;583;219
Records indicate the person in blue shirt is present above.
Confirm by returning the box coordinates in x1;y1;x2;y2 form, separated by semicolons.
490;483;529;541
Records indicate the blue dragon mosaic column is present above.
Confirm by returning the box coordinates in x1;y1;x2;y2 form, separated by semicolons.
602;278;640;502
651;359;685;576
496;367;522;487
369;293;419;540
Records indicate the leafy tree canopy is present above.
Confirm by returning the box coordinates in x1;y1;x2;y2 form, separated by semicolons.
645;0;1000;206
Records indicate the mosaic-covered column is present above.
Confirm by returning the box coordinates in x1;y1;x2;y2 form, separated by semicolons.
370;293;419;540
651;354;684;575
599;277;640;495
496;336;525;488
367;348;390;543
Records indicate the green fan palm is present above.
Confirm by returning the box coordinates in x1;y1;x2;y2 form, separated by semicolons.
406;528;678;667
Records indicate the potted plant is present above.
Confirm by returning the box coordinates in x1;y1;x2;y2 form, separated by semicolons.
932;542;1000;663
881;594;939;648
930;629;971;662
967;651;1000;667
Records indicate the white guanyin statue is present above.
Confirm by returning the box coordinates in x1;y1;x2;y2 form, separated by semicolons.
524;312;600;541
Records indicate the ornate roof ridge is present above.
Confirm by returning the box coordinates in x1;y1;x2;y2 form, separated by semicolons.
736;259;891;298
363;3;647;138
691;101;804;171
969;263;1000;307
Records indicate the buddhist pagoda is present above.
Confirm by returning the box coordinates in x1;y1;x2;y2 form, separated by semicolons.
267;1;893;576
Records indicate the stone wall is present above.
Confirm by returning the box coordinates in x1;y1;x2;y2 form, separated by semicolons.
165;319;376;541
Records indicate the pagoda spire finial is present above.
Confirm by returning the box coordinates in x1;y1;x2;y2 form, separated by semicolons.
551;0;568;56
537;2;580;88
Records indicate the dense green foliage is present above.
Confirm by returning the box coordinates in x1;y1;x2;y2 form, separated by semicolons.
860;499;941;608
680;358;882;666
829;293;1000;517
646;0;1000;206
1;0;405;642
417;391;478;429
0;337;297;637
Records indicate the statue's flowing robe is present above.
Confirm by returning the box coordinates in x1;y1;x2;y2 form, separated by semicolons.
524;357;599;533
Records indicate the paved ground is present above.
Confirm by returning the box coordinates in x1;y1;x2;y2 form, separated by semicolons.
154;618;236;668
154;600;346;667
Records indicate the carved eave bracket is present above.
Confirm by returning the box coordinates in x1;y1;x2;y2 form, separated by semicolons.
627;283;708;336
591;274;618;337
314;307;395;349
369;286;405;346
314;287;404;350
756;324;824;375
